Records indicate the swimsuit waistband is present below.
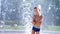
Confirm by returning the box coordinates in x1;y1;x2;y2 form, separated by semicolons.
33;26;40;29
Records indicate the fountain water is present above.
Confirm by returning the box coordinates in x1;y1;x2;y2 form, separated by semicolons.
0;0;60;34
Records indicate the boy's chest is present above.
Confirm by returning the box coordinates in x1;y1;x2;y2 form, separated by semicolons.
34;15;41;22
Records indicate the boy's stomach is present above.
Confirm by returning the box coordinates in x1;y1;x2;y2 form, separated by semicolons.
34;22;42;27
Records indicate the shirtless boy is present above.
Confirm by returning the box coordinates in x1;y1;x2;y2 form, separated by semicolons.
31;7;43;34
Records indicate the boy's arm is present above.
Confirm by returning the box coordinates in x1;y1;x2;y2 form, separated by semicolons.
32;16;36;25
40;15;43;22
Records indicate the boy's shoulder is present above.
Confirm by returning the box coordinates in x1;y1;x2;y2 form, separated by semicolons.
39;14;43;16
39;15;43;19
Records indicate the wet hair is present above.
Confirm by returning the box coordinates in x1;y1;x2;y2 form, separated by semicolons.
34;7;37;9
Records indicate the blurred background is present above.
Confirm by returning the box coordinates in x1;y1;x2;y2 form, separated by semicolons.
0;0;60;34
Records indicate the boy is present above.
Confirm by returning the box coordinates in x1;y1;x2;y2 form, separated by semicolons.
31;7;43;34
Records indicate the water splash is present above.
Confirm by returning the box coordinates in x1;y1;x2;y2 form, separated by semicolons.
0;0;60;33
21;1;32;34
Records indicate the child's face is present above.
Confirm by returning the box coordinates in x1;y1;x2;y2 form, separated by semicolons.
34;7;40;14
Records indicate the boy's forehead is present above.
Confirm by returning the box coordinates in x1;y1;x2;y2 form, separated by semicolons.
37;7;40;9
34;7;40;10
34;7;38;9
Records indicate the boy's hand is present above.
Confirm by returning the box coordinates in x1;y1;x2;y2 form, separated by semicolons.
39;15;43;22
32;22;36;25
